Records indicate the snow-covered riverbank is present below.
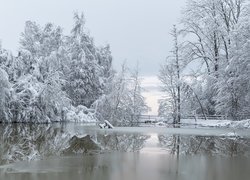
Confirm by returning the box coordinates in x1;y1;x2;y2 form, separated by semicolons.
178;119;250;128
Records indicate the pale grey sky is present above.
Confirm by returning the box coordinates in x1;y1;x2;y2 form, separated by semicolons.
0;0;186;76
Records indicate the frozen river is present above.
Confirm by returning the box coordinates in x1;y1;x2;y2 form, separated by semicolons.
0;123;250;180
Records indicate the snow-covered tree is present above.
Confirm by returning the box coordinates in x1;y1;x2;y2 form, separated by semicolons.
94;64;148;126
0;13;117;123
0;68;10;122
127;66;148;124
66;13;105;108
6;21;70;123
216;15;250;119
181;76;208;119
159;26;182;124
176;0;250;120
181;0;246;75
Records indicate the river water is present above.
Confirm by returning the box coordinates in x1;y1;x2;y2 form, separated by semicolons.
0;123;250;180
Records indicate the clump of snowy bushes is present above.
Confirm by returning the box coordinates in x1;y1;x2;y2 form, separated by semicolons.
66;105;97;123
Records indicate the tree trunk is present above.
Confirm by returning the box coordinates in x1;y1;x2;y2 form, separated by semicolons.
174;26;181;124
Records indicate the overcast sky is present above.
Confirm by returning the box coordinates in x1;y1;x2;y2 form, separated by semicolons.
0;0;187;114
0;0;186;76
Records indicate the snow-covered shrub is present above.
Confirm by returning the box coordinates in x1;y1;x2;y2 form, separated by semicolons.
94;64;148;126
66;105;97;122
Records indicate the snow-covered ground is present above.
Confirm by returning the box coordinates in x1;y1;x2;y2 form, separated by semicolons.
66;105;97;123
171;119;250;128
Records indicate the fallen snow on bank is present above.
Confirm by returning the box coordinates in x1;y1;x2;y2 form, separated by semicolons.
229;119;250;128
181;119;250;128
66;105;97;123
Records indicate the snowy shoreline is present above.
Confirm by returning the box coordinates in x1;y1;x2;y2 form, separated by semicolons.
1;119;250;129
176;119;250;129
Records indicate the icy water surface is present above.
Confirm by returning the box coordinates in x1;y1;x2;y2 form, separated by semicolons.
1;123;250;180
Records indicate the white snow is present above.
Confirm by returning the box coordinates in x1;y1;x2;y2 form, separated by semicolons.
156;119;250;129
229;119;250;128
99;120;114;129
104;120;114;129
181;119;232;127
179;119;250;128
66;105;97;123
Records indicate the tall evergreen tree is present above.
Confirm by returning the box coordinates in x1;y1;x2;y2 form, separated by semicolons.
66;13;103;107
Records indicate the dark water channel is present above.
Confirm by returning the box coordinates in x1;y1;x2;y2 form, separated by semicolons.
0;123;250;180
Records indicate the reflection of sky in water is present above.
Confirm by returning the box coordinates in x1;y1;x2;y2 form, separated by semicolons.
2;150;250;180
141;133;168;154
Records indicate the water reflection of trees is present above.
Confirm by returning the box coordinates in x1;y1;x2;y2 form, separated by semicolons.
158;135;250;156
0;124;70;165
0;124;149;165
96;133;149;152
